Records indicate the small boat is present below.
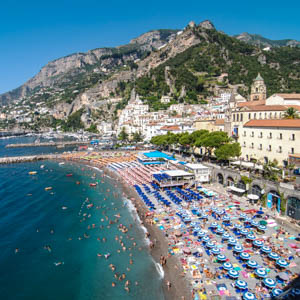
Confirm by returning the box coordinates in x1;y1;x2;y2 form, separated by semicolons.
28;171;37;175
76;181;80;185
59;162;65;166
45;187;52;191
66;174;73;177
89;183;97;187
62;206;68;210
40;165;45;169
87;204;94;208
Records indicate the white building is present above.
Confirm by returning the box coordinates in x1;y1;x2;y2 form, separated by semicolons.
185;163;210;183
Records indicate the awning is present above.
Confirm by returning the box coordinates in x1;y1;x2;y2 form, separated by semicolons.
247;194;259;200
229;186;245;193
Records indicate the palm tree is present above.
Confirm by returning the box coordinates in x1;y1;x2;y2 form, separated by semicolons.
283;107;299;119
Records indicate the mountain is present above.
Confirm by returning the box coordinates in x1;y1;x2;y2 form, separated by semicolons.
1;20;300;131
234;32;300;48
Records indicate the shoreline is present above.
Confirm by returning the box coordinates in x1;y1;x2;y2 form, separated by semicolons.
75;159;192;300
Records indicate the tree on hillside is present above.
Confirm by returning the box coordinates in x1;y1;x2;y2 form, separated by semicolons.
283;107;299;119
214;143;241;161
118;127;128;142
201;131;230;157
132;131;143;143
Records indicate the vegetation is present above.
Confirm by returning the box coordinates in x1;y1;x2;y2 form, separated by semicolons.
86;123;99;133
60;109;84;132
118;127;129;142
150;130;240;161
283;107;299;119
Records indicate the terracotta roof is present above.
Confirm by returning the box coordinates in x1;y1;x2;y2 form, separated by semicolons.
160;125;180;131
289;153;300;158
274;93;300;99
240;105;300;112
238;100;266;107
215;119;225;125
244;119;300;128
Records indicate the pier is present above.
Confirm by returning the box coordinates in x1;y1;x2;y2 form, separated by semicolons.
5;141;89;148
0;154;64;164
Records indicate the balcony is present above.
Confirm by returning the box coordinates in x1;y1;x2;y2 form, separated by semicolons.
267;136;272;139
258;147;262;150
250;145;254;149
266;148;272;152
250;134;254;138
258;135;263;139
289;138;295;141
277;136;282;140
277;149;282;153
242;133;246;137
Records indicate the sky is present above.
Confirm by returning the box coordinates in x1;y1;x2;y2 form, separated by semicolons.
1;0;300;94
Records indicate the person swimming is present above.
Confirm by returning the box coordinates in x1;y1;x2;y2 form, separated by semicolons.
104;253;110;259
54;262;64;266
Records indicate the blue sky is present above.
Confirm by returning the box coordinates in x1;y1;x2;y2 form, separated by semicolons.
1;0;300;94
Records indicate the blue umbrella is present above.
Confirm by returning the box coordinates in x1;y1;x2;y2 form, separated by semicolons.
244;217;252;223
234;224;243;230
272;288;283;297
201;214;208;219
197;231;206;237
243;292;257;300
276;259;289;268
223;262;233;270
223;215;230;222
211;247;220;255
251;220;259;227
255;268;267;278
228;238;237;245
206;241;215;248
263;278;276;289
217;254;226;261
210;222;218;228
247;260;259;269
222;232;230;240
253;240;264;248
233;245;244;253
240;252;251;260
228;269;239;278
202;236;210;242
216;227;225;234
261;246;271;253
257;225;266;231
235;279;248;289
246;234;256;241
268;252;280;260
240;213;247;219
240;229;249;235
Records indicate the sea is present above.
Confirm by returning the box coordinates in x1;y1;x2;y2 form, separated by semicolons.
0;136;164;300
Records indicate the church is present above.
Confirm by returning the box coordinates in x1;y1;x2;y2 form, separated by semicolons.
250;73;267;102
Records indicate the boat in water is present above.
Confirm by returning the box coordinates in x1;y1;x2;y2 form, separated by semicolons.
28;171;37;175
59;162;65;166
45;187;52;191
66;174;73;177
89;183;97;187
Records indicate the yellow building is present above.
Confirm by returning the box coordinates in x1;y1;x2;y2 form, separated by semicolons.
194;119;224;132
239;119;300;166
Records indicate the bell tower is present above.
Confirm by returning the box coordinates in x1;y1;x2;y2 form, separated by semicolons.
250;73;266;101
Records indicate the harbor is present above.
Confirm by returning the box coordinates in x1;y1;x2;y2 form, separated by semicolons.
5;141;89;148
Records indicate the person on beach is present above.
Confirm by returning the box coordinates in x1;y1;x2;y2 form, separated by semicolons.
166;281;171;290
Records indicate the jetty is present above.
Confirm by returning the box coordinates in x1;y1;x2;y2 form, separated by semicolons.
5;141;89;148
0;154;63;164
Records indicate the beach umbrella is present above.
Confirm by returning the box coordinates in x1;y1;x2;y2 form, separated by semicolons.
223;262;233;270
278;272;289;281
233;244;244;253
202;236;210;242
240;213;247;219
222;232;230;240
272;288;283;297
251;220;259;227
255;268;267;278
197;231;206;238
211;247;220;255
261;246;271;254
235;280;248;290
268;252;280;260
228;269;239;278
247;260;259;269
263;278;276;289
243;292;257;300
206;241;215;248
240;229;249;235
276;259;289;268
240;252;251;260
210;222;218;228
244;217;252;223
246;233;256;241
257;225;267;231
228;238;237;245
217;254;226;261
253;240;264;248
216;227;225;234
201;214;208;219
234;224;243;230
183;247;191;255
223;215;230;222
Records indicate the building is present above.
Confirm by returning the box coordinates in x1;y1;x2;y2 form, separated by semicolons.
184;163;210;183
250;73;267;102
239;119;300;166
266;93;300;106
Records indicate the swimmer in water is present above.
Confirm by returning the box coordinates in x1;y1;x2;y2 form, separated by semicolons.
112;282;116;287
15;248;19;254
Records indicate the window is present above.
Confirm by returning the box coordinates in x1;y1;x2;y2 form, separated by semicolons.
259;132;263;138
278;146;282;153
268;145;272;151
243;131;246;137
248;113;251;119
269;113;272;119
269;132;272;139
279;133;282;140
251;142;254;149
233;114;235;121
241;114;243;122
256;87;258;92
264;113;267;119
259;113;262;119
274;113;277;119
237;114;239;122
254;113;257;119
291;134;295;141
243;142;246;147
259;144;262;150
291;148;294;154
251;131;254;137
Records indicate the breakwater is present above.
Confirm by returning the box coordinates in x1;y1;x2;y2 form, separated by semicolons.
5;141;89;148
0;154;62;164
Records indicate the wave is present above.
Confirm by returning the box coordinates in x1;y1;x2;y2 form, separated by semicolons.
155;261;164;279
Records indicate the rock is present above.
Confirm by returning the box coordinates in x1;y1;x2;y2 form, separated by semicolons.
199;20;215;30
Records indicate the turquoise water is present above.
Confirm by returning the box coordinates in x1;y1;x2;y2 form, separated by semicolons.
0;157;164;299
